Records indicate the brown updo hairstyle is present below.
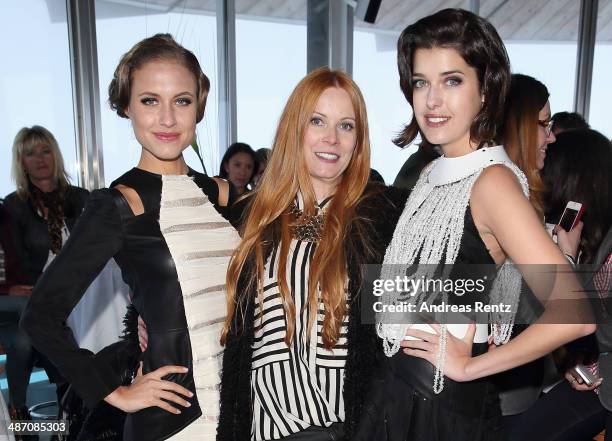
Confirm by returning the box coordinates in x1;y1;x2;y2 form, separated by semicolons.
108;33;210;123
394;8;511;149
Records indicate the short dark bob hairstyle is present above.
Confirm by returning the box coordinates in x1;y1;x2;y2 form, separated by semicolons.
395;8;511;149
108;33;210;123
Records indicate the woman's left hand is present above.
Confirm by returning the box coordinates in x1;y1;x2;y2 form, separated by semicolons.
400;323;477;382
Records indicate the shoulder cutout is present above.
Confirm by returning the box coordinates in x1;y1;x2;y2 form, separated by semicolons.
212;177;230;207
113;184;144;216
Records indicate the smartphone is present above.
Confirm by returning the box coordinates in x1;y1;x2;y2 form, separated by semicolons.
558;201;584;232
570;364;597;386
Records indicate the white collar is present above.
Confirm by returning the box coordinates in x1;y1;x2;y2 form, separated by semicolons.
428;145;511;186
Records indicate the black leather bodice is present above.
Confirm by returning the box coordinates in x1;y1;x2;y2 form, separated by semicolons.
23;168;230;441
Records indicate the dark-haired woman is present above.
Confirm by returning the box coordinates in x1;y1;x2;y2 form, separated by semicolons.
542;129;612;266
375;9;594;441
503;74;557;220
21;34;239;441
218;142;257;195
253;147;271;187
492;73;559;428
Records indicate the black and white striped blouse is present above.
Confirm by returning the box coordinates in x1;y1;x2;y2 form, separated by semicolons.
251;198;348;441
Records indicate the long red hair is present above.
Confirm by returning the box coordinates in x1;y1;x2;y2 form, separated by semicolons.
221;68;371;349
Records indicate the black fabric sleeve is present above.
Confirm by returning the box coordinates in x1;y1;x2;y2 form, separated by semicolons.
226;181;239;206
64;186;90;220
225;194;252;232
20;189;125;408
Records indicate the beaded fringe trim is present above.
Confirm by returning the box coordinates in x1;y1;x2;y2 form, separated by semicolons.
377;159;528;394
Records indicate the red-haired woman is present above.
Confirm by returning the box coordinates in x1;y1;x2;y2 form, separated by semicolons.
502;73;557;220
217;67;406;441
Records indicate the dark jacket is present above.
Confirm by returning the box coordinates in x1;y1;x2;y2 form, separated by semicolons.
0;202;26;293
590;227;612;410
393;145;441;191
3;185;89;285
217;184;408;441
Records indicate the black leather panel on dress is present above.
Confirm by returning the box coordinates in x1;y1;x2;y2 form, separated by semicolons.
23;168;231;441
111;168;221;440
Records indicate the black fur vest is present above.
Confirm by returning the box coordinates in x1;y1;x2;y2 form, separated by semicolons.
217;184;408;441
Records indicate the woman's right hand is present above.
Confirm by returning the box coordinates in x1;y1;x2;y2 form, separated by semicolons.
105;364;193;414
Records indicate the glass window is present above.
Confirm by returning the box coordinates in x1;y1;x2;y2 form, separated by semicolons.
95;0;219;184
0;0;78;197
234;1;307;159
487;0;580;122
589;0;612;138
353;2;581;184
352;30;414;184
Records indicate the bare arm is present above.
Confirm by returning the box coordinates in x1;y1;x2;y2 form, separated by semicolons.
403;165;595;381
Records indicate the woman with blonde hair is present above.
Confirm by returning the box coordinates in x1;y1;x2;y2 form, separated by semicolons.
3;125;88;420
218;67;406;441
5;125;89;285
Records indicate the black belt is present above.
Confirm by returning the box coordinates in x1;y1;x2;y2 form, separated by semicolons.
282;423;344;441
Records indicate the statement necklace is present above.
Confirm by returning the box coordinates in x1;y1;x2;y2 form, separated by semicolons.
289;203;325;242
288;194;331;242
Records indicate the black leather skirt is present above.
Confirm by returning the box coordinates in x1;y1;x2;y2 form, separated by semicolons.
357;342;504;441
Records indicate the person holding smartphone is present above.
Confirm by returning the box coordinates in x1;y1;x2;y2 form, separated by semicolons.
500;129;612;441
498;129;612;441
